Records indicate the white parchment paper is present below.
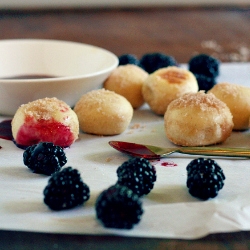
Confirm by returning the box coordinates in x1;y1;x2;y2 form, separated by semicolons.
0;63;250;239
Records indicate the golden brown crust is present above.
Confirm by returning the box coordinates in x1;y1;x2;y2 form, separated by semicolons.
103;64;148;109
74;88;133;135
142;66;198;115
164;91;234;146
208;82;250;130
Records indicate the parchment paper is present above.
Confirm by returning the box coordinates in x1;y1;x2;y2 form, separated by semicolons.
0;63;250;239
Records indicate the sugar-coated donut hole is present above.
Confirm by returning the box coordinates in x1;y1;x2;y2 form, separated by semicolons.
11;97;79;148
208;82;250;130
142;66;199;115
103;65;148;109
74;89;133;135
164;91;234;146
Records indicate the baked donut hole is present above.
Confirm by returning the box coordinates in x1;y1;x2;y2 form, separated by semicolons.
74;89;133;135
208;82;250;130
103;64;148;109
11;97;79;148
164;91;233;146
142;66;199;115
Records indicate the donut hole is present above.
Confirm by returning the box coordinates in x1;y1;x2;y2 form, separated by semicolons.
164;91;233;146
74;89;133;135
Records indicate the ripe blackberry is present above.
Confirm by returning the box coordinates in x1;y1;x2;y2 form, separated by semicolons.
95;184;143;229
186;158;225;200
44;167;90;210
140;52;178;73
194;73;216;91
118;54;140;66
116;157;156;197
23;142;67;176
188;54;220;78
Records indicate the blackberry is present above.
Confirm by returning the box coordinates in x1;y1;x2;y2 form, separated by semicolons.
95;184;143;229
116;158;156;197
186;158;225;200
118;54;140;66
188;54;220;78
44;167;90;210
195;73;216;91
140;52;178;73
23;142;67;176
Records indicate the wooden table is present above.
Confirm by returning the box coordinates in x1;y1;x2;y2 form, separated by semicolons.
1;6;250;250
0;6;250;63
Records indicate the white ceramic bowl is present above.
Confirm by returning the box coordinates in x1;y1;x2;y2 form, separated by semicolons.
0;39;118;116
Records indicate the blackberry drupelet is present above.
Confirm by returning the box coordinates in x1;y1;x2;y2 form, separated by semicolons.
194;73;216;92
23;142;67;175
188;54;220;78
95;184;143;229
140;52;178;73
44;166;90;210
118;54;140;66
116;157;156;197
186;158;225;200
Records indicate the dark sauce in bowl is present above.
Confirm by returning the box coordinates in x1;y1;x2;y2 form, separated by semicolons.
1;74;57;79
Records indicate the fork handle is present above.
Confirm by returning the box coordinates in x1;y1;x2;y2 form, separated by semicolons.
176;147;250;158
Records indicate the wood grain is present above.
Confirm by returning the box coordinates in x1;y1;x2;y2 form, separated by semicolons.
0;7;249;63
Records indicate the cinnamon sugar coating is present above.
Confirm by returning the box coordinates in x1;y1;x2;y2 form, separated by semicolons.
21;97;70;120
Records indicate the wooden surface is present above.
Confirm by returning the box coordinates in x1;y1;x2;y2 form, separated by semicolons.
1;6;250;250
0;7;250;63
